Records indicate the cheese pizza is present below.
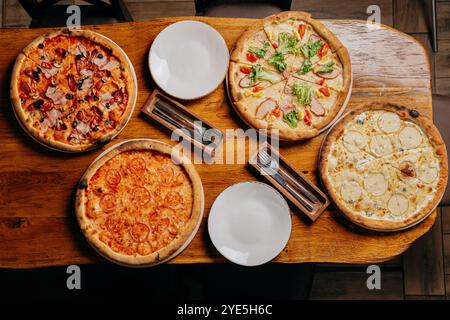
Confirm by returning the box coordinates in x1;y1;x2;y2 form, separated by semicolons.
10;29;137;152
75;139;203;266
319;103;448;231
229;11;351;140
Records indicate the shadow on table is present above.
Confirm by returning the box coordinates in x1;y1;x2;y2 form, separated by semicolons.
0;263;314;300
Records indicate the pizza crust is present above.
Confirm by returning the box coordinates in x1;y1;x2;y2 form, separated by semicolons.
10;53;27;123
21;29;71;59
319;103;448;231
230;21;267;62
75;139;204;267
263;11;344;52
228;62;245;102
10;53;75;151
10;28;137;153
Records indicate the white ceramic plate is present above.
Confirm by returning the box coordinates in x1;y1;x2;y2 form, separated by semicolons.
149;20;229;100
208;182;292;266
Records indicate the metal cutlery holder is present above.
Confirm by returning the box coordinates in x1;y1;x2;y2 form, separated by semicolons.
250;143;329;221
141;90;224;157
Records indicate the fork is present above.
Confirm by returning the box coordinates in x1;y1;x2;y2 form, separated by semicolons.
258;151;319;204
257;151;314;212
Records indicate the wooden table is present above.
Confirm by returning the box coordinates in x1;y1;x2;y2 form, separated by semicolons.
0;17;434;268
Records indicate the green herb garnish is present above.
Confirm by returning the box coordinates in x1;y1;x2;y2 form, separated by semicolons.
317;62;335;74
292;82;312;105
248;41;270;58
278;33;300;55
268;52;287;72
300;40;323;59
298;59;312;74
283;110;299;128
249;64;262;83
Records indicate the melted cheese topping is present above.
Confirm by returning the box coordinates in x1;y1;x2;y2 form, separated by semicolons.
17;34;132;148
325;110;440;222
85;150;194;256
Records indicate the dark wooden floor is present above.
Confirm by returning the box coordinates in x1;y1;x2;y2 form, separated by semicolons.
1;0;450;300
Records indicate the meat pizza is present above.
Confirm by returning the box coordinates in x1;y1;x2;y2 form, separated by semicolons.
229;11;351;141
319;103;448;231
75;139;204;266
10;29;137;152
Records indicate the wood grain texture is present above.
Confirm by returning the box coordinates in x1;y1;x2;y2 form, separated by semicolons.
403;212;445;296
438;1;450;40
394;0;430;33
2;0;30;27
405;295;445;300
444;233;450;273
447;275;450;300
292;0;394;26
443;206;450;234
0;17;435;268
435;38;450;78
436;77;450;95
316;255;403;270
3;0;79;28
411;33;435;92
309;271;404;300
0;0;3;27
126;1;195;21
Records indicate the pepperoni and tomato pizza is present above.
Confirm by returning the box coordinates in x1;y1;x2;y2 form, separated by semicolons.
10;29;137;152
319;103;448;231
229;11;351;141
75;140;203;266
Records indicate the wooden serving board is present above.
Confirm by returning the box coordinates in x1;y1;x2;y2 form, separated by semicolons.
0;17;434;268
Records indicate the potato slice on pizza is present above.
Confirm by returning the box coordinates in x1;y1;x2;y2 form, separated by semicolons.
319;104;448;231
361;148;441;220
323;132;376;177
343;110;431;158
391;123;429;152
384;146;438;185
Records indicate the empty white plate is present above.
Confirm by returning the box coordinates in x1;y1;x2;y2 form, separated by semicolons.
208;182;292;266
148;20;229;100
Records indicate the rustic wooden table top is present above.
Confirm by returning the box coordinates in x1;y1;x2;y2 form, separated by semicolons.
0;17;434;268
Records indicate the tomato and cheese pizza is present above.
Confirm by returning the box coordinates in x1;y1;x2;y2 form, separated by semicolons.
10;29;137;152
319;103;448;231
229;11;351;141
75;139;203;266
